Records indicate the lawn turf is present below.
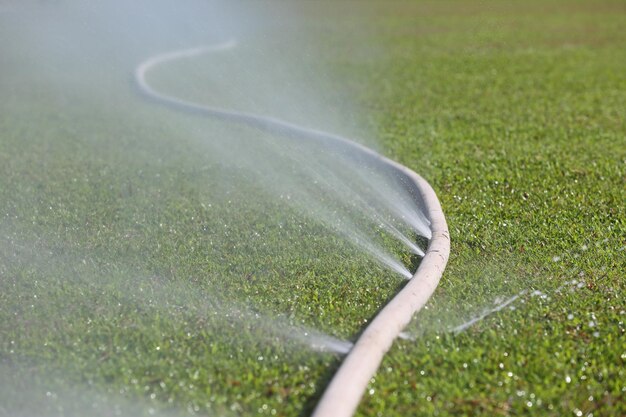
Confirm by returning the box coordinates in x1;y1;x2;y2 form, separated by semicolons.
342;1;625;416
1;1;625;416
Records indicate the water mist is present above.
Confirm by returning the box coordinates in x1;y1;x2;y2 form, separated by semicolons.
0;1;434;416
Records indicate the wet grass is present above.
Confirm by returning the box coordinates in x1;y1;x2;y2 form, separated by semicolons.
0;89;405;415
0;8;408;414
1;1;625;416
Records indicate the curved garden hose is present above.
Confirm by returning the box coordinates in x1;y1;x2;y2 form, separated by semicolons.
134;40;450;417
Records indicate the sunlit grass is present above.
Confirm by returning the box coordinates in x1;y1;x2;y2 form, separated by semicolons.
1;1;625;416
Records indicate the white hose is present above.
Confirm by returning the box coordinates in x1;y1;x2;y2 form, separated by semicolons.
134;40;450;417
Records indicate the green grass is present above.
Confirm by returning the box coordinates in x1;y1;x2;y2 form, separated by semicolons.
1;1;625;416
348;2;626;416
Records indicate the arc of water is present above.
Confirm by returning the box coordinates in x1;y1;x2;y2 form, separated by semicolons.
136;40;418;278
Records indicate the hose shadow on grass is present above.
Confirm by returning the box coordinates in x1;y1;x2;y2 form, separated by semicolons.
300;355;345;417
